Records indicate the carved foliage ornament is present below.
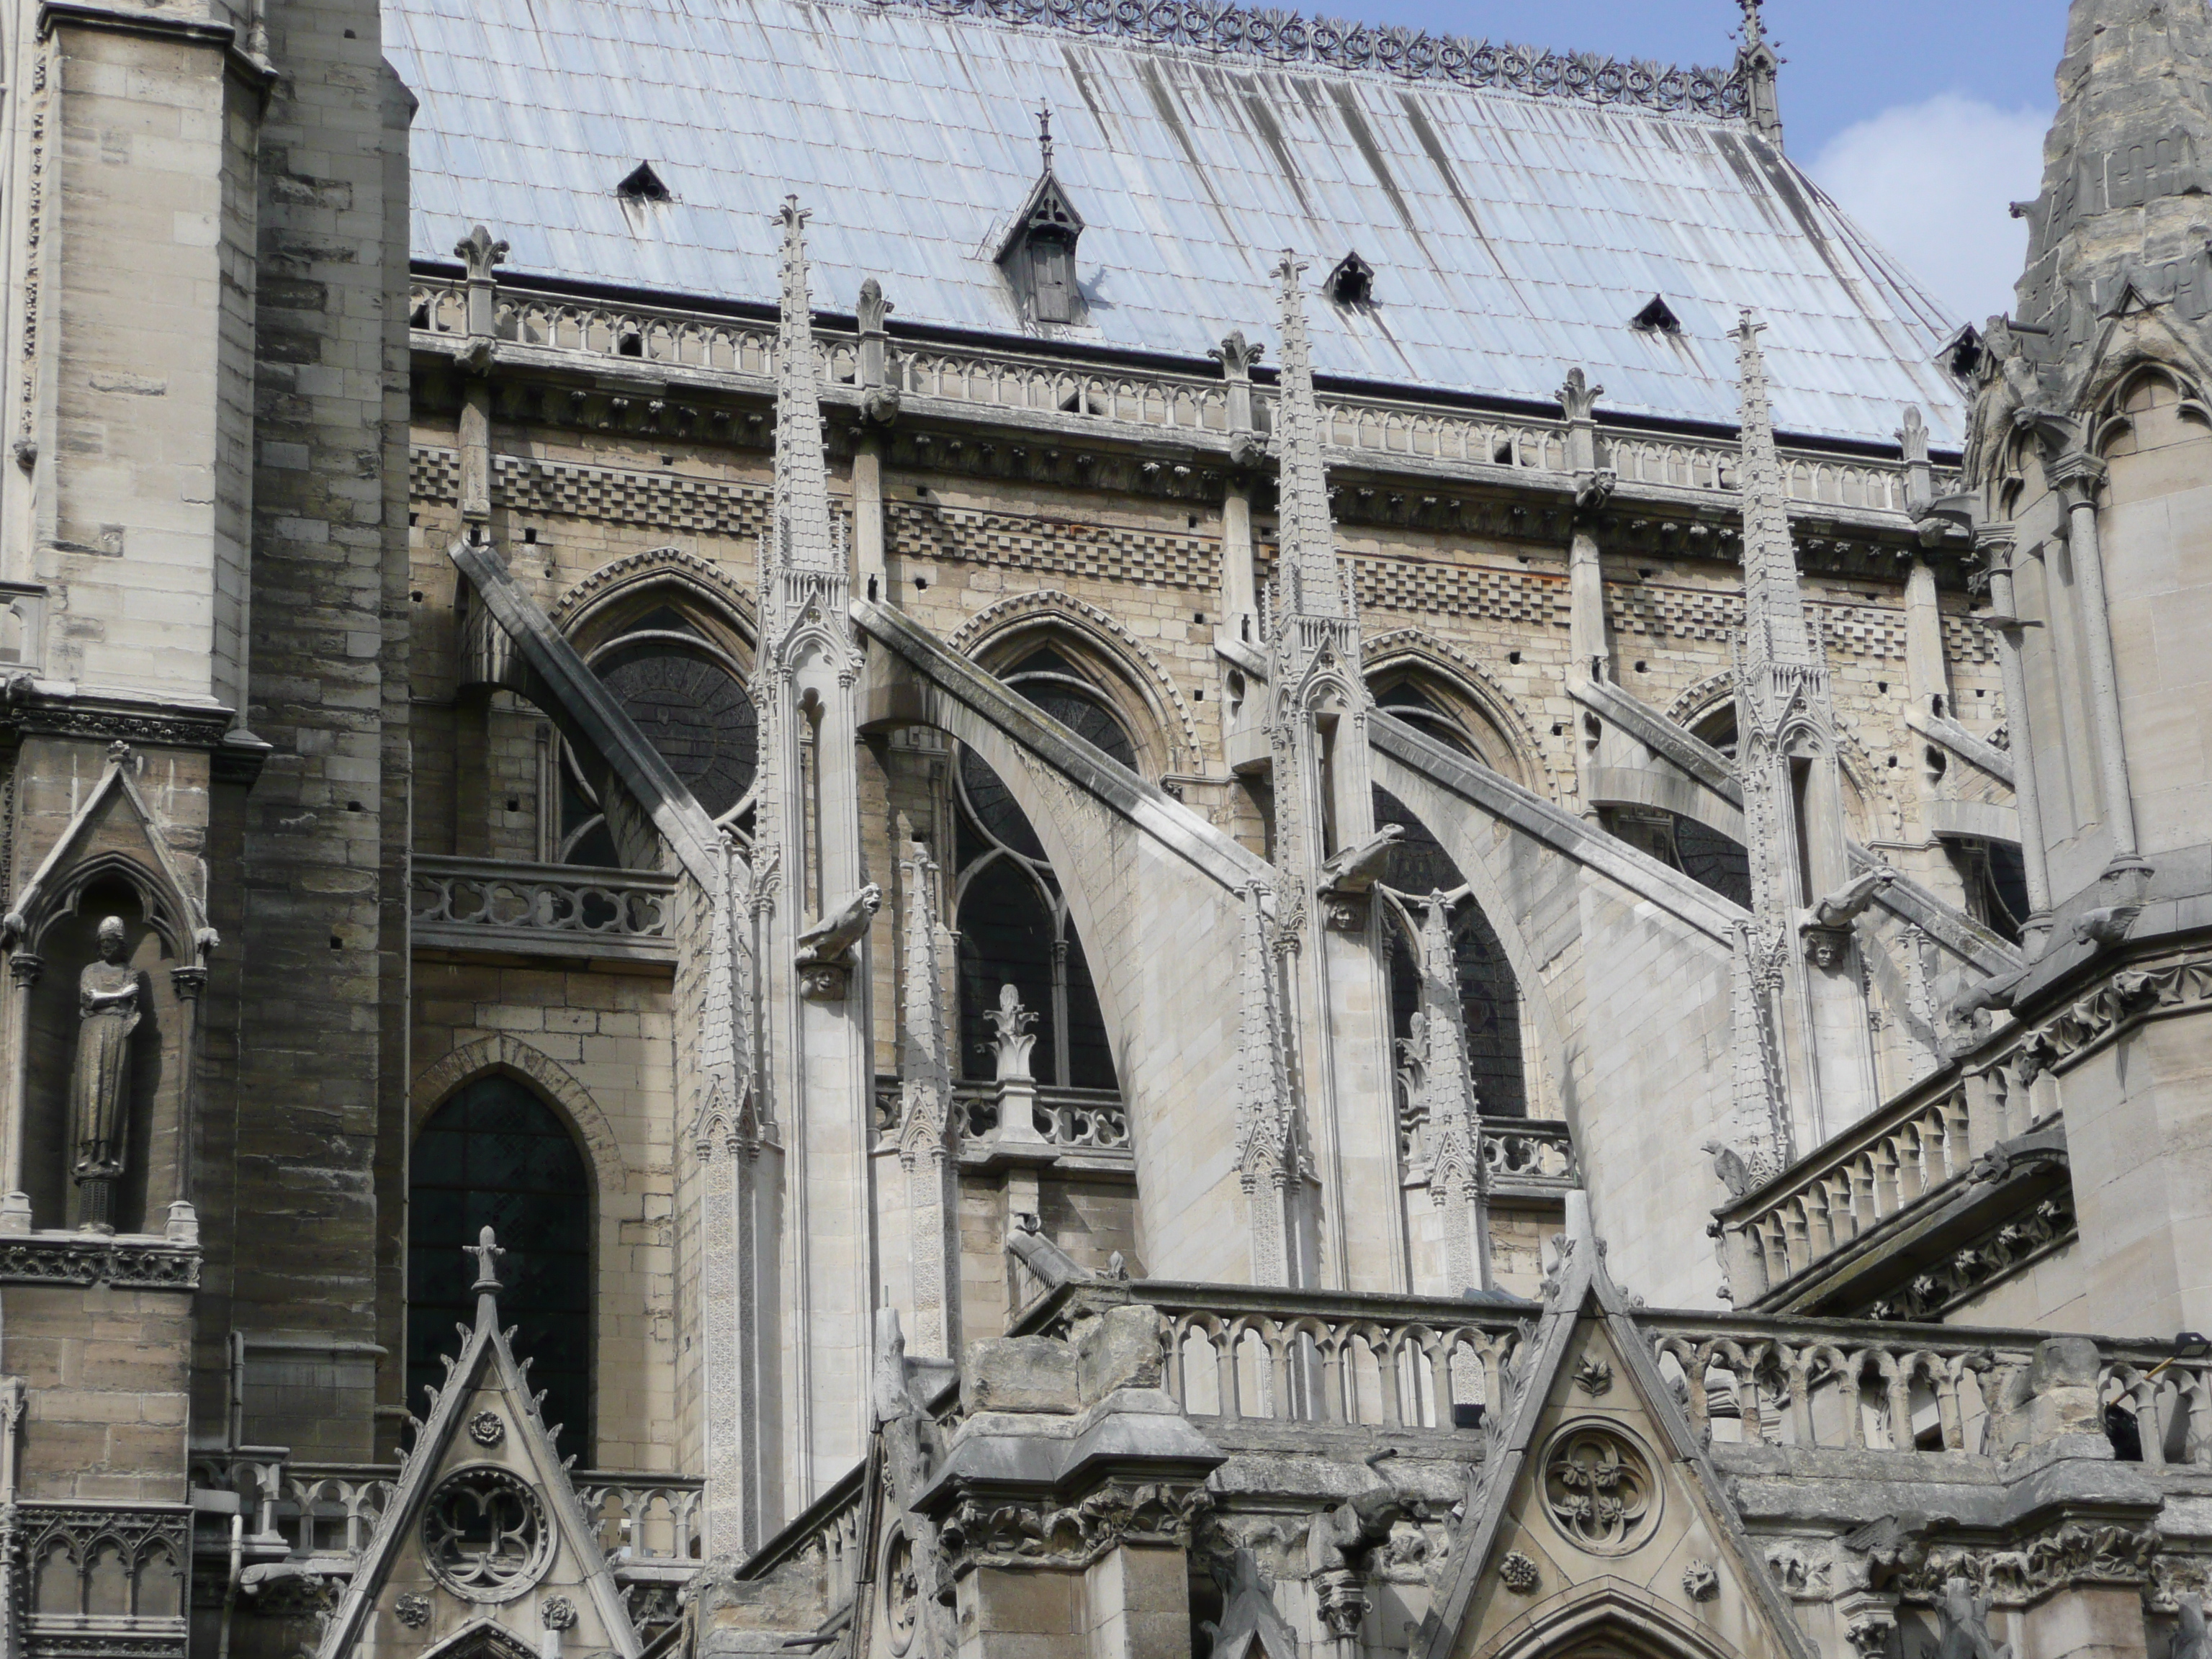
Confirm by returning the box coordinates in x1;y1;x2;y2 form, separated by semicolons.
393;1592;432;1629
1540;1425;1658;1555
1499;1551;1541;1593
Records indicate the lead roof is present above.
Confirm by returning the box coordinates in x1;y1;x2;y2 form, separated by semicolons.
387;0;1970;448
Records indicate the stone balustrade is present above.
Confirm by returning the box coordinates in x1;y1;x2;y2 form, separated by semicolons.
1714;953;2212;1313
410;278;1949;520
186;1456;703;1563
1642;1312;2212;1467
410;855;677;965
955;1083;1130;1151
1022;1281;1533;1431
728;1460;867;1614
1483;1118;1578;1192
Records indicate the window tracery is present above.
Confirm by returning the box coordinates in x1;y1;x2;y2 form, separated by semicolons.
421;1466;553;1601
953;648;1125;1090
1372;786;1527;1119
559;601;757;867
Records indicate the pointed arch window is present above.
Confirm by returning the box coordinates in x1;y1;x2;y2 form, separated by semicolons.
561;603;757;867
409;1076;592;1459
1372;787;1527;1120
953;648;1125;1090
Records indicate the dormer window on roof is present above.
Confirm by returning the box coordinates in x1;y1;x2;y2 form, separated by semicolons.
1632;295;1684;336
615;161;671;204
997;105;1087;327
1326;251;1375;307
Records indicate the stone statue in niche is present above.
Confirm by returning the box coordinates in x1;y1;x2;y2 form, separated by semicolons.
70;917;140;1233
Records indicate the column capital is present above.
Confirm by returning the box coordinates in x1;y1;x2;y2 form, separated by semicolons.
169;965;208;1001
2047;449;2107;507
6;952;41;989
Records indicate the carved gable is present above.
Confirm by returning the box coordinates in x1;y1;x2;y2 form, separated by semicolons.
314;1231;640;1659
1424;1218;1809;1659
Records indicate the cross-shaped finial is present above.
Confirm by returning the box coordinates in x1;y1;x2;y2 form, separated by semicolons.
1038;102;1054;174
467;1225;505;1292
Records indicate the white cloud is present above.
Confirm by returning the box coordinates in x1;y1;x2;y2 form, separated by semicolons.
1808;94;2051;328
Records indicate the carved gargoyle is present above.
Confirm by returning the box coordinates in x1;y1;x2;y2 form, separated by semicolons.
1933;1577;2011;1659
1004;1211;1094;1290
1808;867;1895;930
1305;1485;1406;1575
1704;1139;1781;1202
795;883;883;968
1317;823;1402;895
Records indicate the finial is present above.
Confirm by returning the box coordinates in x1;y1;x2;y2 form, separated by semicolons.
1739;0;1766;47
1038;102;1053;174
467;1225;506;1293
454;224;508;283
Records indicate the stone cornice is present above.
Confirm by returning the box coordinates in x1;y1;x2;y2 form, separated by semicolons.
35;1;276;91
0;683;268;778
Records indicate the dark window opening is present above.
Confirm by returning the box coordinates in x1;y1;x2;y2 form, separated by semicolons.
1374;680;1476;757
1373;786;1527;1118
409;1076;591;1459
1948;837;2029;945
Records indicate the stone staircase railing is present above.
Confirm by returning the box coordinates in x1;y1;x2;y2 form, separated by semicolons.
1712;953;2212;1312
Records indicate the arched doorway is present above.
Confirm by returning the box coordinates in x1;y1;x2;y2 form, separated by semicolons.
409;1076;593;1457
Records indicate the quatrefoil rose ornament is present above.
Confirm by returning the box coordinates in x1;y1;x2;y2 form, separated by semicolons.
1540;1425;1660;1555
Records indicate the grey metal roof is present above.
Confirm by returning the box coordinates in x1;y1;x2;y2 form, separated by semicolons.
387;0;1969;446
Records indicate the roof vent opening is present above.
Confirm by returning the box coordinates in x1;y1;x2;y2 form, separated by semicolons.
1326;251;1375;307
1632;295;1683;336
1945;324;1985;381
615;161;672;204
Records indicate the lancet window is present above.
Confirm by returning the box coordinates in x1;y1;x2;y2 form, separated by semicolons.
953;647;1124;1090
408;1076;593;1457
1372;786;1527;1118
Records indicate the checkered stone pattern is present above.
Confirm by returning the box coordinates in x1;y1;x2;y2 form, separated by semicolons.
889;502;1220;591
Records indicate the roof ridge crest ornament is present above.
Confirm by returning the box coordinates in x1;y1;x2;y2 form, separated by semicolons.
863;0;1750;119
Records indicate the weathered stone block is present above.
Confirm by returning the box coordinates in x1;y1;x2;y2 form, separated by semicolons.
962;1336;1079;1416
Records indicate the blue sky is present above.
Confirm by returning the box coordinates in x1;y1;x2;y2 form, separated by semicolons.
1303;0;2080;325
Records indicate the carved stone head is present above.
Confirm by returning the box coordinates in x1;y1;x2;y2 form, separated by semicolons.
95;916;127;963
